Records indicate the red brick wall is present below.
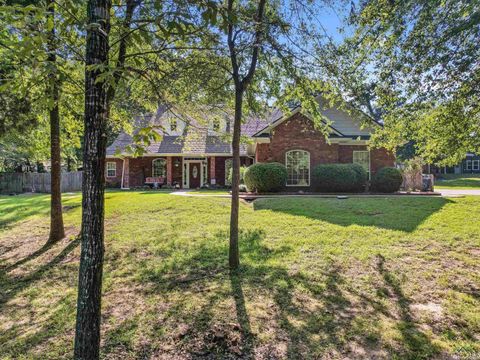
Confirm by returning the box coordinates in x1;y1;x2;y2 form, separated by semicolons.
107;155;283;189
172;157;182;186
338;145;368;163
256;143;271;163
266;113;340;165
370;148;395;174
253;113;396;187
105;158;123;187
128;156;165;187
215;157;226;185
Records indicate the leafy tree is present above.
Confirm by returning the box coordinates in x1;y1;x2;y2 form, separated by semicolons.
73;0;228;356
224;0;266;269
200;0;357;269
1;0;86;242
339;0;480;166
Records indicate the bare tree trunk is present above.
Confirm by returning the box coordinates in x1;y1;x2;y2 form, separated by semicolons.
229;88;243;269
227;0;266;270
47;0;65;244
74;0;111;358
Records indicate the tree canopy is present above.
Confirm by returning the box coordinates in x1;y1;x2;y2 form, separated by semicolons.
337;0;480;165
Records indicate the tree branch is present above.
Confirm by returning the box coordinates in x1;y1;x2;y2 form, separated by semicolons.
241;0;266;87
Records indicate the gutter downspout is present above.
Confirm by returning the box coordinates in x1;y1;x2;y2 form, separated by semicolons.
120;158;126;189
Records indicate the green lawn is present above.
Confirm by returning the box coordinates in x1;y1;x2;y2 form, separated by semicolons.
435;174;480;189
1;192;479;359
187;188;231;195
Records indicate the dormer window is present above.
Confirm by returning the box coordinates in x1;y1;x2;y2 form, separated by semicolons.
170;119;177;132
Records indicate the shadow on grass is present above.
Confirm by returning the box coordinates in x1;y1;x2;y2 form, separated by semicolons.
375;254;441;359
0;237;80;308
0;237;80;357
122;225;447;359
0;195;51;230
253;196;452;232
0;194;81;231
230;270;255;359
0;242;53;273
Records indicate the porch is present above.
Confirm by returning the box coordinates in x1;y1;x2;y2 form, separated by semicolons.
105;156;252;189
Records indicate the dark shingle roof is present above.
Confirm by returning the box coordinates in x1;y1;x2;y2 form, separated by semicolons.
106;107;258;156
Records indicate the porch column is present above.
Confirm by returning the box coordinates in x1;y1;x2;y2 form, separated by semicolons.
210;156;216;185
167;157;173;185
123;157;130;189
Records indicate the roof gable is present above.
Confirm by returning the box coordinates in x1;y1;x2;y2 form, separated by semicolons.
253;95;379;138
106;106;260;156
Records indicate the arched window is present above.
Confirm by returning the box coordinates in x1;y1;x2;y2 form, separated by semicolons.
152;158;166;177
286;150;310;186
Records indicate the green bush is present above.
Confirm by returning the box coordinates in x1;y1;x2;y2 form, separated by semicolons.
371;167;403;193
350;163;368;191
227;165;247;185
244;162;287;193
312;163;367;192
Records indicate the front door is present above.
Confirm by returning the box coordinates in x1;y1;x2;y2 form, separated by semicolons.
189;162;201;188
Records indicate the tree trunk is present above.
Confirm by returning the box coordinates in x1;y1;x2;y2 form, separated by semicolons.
74;0;111;358
229;87;243;270
47;0;65;244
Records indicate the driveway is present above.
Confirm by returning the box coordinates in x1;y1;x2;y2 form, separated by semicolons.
437;188;480;196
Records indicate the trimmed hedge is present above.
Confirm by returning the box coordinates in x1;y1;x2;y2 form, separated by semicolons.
244;162;287;193
350;163;368;191
371;167;403;193
312;163;367;192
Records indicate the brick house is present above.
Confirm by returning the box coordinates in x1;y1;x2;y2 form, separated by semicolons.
105;100;395;189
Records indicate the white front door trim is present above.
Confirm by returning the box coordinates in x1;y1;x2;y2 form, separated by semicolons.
183;160;204;189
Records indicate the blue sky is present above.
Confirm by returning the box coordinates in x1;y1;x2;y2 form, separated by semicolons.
316;2;355;43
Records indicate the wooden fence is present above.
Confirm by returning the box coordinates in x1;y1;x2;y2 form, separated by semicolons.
0;171;83;194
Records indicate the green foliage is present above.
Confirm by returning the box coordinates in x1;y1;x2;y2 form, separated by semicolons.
227;165;247;186
244;162;287;193
312;163;367;193
338;0;480;166
350;163;368;191
371;167;403;193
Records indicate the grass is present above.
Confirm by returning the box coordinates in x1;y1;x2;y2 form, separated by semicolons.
187;188;231;195
1;192;479;359
435;174;480;189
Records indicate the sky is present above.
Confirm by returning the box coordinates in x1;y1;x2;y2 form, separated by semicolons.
314;1;358;44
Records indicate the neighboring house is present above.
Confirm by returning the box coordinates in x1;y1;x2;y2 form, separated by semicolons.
426;153;480;175
105;100;395;189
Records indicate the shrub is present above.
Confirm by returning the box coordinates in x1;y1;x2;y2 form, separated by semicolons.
312;163;368;192
371;167;403;193
244;162;287;193
227;165;247;185
312;164;356;192
350;163;368;191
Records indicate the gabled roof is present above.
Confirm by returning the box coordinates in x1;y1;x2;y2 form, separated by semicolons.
106;106;262;156
252;95;380;138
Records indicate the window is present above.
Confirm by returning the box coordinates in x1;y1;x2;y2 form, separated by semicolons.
152;158;166;177
466;160;472;171
106;162;116;177
353;151;370;177
286;150;310;186
473;160;480;171
170;119;177;132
